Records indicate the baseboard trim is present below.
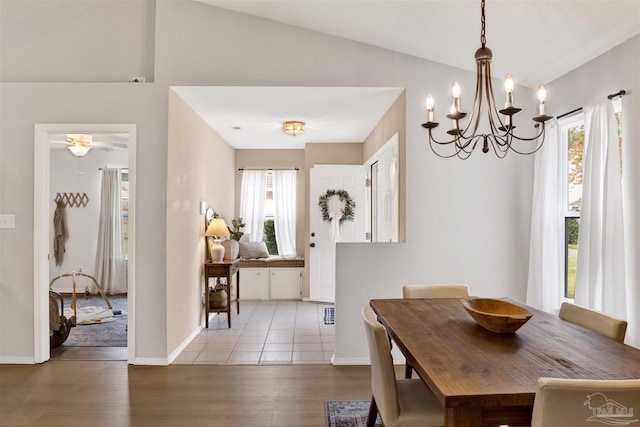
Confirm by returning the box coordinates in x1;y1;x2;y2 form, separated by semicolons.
130;357;169;366
331;356;369;365
0;356;36;364
167;325;203;364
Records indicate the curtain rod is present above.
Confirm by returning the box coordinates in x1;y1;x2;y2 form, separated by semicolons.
556;89;627;120
238;167;299;171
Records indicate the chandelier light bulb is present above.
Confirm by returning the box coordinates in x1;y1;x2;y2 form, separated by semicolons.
426;95;434;111
504;74;514;108
451;82;461;113
426;95;434;122
451;82;461;99
504;75;514;93
537;85;547;115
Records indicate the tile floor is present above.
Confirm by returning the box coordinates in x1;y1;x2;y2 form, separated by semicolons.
173;300;335;365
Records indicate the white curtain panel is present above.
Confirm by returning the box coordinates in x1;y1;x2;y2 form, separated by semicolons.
94;168;127;295
526;120;564;313
272;170;297;258
240;170;267;242
574;98;627;320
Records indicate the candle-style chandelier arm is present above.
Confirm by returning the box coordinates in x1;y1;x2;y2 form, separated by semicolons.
495;125;547;156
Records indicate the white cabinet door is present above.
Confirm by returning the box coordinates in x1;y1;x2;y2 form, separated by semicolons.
241;268;268;300
270;268;302;300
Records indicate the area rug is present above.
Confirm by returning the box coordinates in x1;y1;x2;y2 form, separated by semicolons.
324;307;335;325
61;294;128;347
325;400;382;427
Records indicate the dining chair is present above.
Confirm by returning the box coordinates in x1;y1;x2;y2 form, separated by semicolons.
402;284;469;299
558;302;627;343
531;377;640;427
361;306;444;427
401;284;469;378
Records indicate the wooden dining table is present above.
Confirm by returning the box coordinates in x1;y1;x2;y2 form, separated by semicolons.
370;298;640;427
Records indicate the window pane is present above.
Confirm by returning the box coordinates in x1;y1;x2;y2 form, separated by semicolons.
567;124;585;212
263;218;278;255
565;217;579;299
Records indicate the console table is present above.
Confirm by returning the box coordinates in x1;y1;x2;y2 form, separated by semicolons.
204;259;240;328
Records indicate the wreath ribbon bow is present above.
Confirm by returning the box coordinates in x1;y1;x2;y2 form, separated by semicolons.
329;210;343;241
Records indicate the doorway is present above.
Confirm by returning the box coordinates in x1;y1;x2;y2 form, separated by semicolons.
34;124;136;363
309;165;367;303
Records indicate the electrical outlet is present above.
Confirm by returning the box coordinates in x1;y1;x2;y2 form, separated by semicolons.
0;214;15;229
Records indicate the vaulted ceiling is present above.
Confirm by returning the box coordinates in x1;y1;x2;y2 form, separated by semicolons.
186;1;639;149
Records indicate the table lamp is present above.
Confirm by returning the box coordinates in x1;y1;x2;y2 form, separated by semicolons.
205;218;230;262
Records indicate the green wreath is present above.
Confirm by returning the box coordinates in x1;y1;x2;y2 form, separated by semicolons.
318;189;355;224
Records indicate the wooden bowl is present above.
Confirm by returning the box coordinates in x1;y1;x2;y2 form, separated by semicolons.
461;298;533;334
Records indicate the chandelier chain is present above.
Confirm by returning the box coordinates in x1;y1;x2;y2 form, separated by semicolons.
480;0;486;47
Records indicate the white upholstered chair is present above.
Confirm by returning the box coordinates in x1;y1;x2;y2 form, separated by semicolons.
402;284;470;299
531;377;640;427
361;306;444;427
559;302;627;343
401;284;470;377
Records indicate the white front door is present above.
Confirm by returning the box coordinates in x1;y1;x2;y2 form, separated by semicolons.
309;165;367;303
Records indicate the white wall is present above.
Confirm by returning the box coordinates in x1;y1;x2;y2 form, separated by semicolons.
166;90;235;356
545;35;640;347
10;0;629;363
1;0;156;82
49;147;128;291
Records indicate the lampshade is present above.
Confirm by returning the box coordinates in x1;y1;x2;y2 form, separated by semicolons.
283;121;305;136
205;218;230;238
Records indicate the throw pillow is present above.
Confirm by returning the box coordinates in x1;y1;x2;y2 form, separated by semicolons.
238;241;270;259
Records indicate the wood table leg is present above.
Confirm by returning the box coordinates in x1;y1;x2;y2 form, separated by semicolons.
236;270;240;314
205;277;209;328
226;272;232;328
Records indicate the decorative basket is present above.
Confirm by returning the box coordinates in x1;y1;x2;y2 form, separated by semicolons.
210;288;227;309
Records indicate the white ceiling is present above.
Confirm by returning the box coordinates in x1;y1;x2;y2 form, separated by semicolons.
173;86;405;149
199;0;640;89
183;1;640;149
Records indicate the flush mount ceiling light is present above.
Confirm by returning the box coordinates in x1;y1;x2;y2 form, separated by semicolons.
283;121;305;137
421;0;552;160
66;134;93;157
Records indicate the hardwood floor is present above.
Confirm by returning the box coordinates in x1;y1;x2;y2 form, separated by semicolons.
0;361;373;426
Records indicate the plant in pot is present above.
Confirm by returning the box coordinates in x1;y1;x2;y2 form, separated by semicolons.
222;217;245;260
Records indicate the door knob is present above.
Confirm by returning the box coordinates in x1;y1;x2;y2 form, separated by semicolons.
309;243;315;248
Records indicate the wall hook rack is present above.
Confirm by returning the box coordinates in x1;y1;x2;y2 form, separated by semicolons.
54;192;89;208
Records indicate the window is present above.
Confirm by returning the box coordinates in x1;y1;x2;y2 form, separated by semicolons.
561;99;621;298
263;171;277;255
240;169;297;257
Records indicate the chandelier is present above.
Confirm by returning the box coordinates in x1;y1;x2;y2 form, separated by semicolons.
421;0;552;159
283;121;305;137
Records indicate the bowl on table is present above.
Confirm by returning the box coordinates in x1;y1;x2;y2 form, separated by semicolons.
461;298;533;334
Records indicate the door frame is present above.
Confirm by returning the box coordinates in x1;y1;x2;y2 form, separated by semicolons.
33;123;136;363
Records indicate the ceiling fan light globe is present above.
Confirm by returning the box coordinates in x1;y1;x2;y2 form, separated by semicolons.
67;144;91;156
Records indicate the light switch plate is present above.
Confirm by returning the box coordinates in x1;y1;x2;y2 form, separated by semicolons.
0;214;15;228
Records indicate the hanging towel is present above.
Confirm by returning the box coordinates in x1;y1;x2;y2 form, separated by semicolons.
53;199;67;265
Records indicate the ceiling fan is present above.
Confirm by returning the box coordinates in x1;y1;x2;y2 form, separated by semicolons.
51;134;128;157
